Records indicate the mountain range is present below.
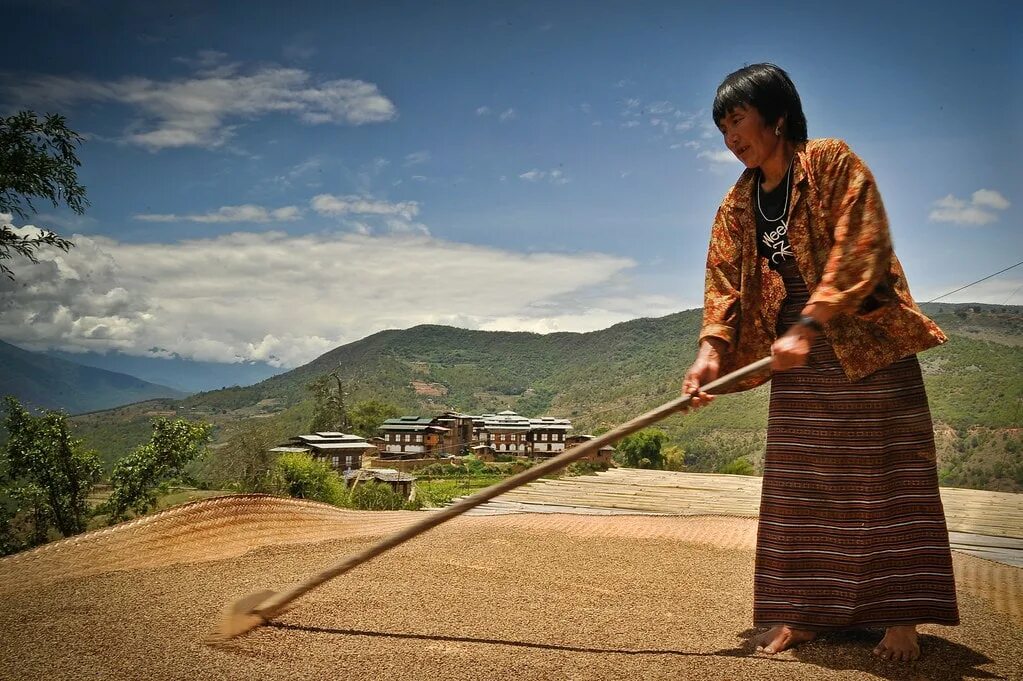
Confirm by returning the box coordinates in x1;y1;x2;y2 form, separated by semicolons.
0;339;186;414
50;302;1023;493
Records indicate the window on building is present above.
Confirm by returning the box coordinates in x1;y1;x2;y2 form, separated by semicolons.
332;456;339;466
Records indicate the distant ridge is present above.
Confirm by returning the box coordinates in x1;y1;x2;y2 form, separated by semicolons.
0;339;186;414
61;302;1023;491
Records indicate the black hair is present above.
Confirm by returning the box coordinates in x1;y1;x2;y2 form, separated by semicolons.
712;63;808;142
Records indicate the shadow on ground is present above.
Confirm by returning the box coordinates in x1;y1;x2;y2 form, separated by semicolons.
253;622;794;664
715;628;1001;681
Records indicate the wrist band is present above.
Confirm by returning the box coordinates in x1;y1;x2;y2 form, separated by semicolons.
798;315;824;334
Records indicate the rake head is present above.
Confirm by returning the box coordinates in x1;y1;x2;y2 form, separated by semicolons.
208;589;277;643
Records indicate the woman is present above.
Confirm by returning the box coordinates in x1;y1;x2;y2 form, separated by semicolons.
683;64;958;662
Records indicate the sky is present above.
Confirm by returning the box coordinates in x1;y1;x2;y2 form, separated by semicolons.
1;0;1020;370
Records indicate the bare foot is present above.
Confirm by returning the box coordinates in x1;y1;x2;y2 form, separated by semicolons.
754;625;817;654
873;625;920;662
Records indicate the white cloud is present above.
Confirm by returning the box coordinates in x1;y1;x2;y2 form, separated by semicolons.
403;150;430;166
311;194;420;221
270;157;323;188
929;189;1010;226
647;101;674;115
475;106;491;116
0;226;665;367
7;57;397;151
518;168;569;185
499;108;517;122
134;204;302;223
970;189;1010;211
697;149;740;165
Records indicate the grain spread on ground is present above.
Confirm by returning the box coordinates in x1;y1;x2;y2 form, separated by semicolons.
2;494;1022;680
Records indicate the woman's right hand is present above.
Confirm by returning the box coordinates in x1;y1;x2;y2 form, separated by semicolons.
682;339;724;409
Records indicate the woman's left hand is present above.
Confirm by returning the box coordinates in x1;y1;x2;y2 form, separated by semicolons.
771;326;815;371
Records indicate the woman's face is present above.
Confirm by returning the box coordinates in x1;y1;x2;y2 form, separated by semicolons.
717;104;782;169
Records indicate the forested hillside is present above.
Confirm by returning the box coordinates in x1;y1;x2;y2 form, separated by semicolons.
67;303;1022;491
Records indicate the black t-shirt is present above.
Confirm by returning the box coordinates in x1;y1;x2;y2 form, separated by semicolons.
753;166;794;270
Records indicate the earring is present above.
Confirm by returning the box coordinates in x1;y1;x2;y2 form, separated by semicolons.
775;126;782;136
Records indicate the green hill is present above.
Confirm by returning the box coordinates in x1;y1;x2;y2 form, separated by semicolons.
67;302;1023;490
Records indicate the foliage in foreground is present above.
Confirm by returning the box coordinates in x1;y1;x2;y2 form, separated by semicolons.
0;110;86;279
271;452;348;505
1;396;101;552
104;418;213;522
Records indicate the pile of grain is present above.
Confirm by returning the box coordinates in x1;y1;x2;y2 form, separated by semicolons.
2;495;1021;680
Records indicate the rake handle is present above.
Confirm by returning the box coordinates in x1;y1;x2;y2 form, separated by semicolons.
254;356;773;620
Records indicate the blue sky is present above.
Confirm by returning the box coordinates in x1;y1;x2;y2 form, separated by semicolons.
1;0;1019;369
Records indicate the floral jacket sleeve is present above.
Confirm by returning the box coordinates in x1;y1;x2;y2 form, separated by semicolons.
699;138;946;392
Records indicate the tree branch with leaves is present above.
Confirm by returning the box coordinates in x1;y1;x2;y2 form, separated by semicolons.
0;111;88;279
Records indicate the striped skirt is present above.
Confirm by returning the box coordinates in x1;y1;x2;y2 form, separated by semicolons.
754;262;959;629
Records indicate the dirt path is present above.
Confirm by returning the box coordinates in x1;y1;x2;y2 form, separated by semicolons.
2;495;1021;680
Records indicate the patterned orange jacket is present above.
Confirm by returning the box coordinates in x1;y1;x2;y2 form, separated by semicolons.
699;138;946;391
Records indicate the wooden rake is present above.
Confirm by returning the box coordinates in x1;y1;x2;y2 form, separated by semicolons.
211;356;773;642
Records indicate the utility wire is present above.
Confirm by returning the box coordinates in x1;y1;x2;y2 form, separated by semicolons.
924;259;1023;304
1002;283;1023;306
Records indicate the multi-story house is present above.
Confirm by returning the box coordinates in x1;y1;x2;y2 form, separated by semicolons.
377;416;451;459
528;416;573;457
269;431;377;472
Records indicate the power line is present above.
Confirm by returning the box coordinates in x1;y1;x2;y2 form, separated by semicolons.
1003;283;1023;306
924;259;1023;304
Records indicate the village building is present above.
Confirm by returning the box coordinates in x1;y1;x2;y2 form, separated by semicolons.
528;416;573;457
470;444;497;462
377;416;451;459
342;468;416;500
476;410;532;455
432;411;476;455
565;434;616;466
269;431;377;472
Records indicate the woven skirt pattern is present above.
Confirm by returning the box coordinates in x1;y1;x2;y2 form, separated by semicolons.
754;262;959;629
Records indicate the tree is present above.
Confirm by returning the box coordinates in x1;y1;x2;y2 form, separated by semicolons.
105;418;213;522
307;367;353;433
348;399;401;438
0;111;87;279
202;419;285;493
616;429;668;469
1;396;102;546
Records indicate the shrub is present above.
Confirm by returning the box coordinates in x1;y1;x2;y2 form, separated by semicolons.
717;457;755;476
348;480;419;511
271;452;346;505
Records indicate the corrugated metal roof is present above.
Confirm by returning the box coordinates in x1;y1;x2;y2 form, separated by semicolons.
343;468;416;483
308;442;377;450
378;424;450;432
269;446;311;453
296;433;366;443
